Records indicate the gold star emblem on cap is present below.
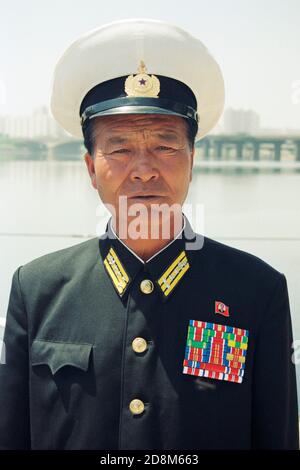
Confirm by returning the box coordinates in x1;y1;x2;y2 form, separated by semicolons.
125;60;160;98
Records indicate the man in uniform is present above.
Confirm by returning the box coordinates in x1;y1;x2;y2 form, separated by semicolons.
0;19;298;450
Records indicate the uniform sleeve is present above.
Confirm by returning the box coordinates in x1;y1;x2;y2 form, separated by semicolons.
0;267;30;449
252;272;299;449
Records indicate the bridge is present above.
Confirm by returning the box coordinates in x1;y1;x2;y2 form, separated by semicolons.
195;134;300;162
2;134;300;163
46;134;300;163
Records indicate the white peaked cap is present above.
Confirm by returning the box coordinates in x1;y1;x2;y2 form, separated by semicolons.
50;18;225;141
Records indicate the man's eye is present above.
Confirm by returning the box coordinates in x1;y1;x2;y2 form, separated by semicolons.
112;149;130;154
156;146;175;151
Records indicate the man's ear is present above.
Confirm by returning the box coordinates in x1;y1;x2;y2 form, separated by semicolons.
189;147;195;182
84;152;97;189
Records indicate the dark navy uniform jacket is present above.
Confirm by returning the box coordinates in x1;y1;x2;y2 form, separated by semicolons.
0;216;298;450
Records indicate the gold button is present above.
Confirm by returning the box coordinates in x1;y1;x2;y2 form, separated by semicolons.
132;337;148;353
129;399;145;415
140;279;154;294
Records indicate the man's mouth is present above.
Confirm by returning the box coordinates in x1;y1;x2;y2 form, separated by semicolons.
128;194;164;199
128;195;164;201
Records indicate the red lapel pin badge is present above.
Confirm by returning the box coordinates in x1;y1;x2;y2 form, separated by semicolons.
215;301;230;317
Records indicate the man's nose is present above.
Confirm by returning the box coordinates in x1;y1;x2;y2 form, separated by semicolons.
130;149;159;182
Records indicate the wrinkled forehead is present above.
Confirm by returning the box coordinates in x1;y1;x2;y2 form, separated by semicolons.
92;114;189;143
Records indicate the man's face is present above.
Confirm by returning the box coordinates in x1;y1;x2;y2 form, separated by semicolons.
84;113;195;230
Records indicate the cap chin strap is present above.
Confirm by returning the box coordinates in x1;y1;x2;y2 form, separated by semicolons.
80;96;198;127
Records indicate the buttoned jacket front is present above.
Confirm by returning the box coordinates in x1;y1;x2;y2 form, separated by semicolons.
0;217;298;450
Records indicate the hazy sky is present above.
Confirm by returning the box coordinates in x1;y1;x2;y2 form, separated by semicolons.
0;0;300;129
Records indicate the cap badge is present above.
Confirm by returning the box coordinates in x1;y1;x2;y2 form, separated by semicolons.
125;60;160;98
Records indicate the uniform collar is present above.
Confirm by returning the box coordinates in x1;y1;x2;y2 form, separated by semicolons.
109;214;187;264
98;213;202;303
